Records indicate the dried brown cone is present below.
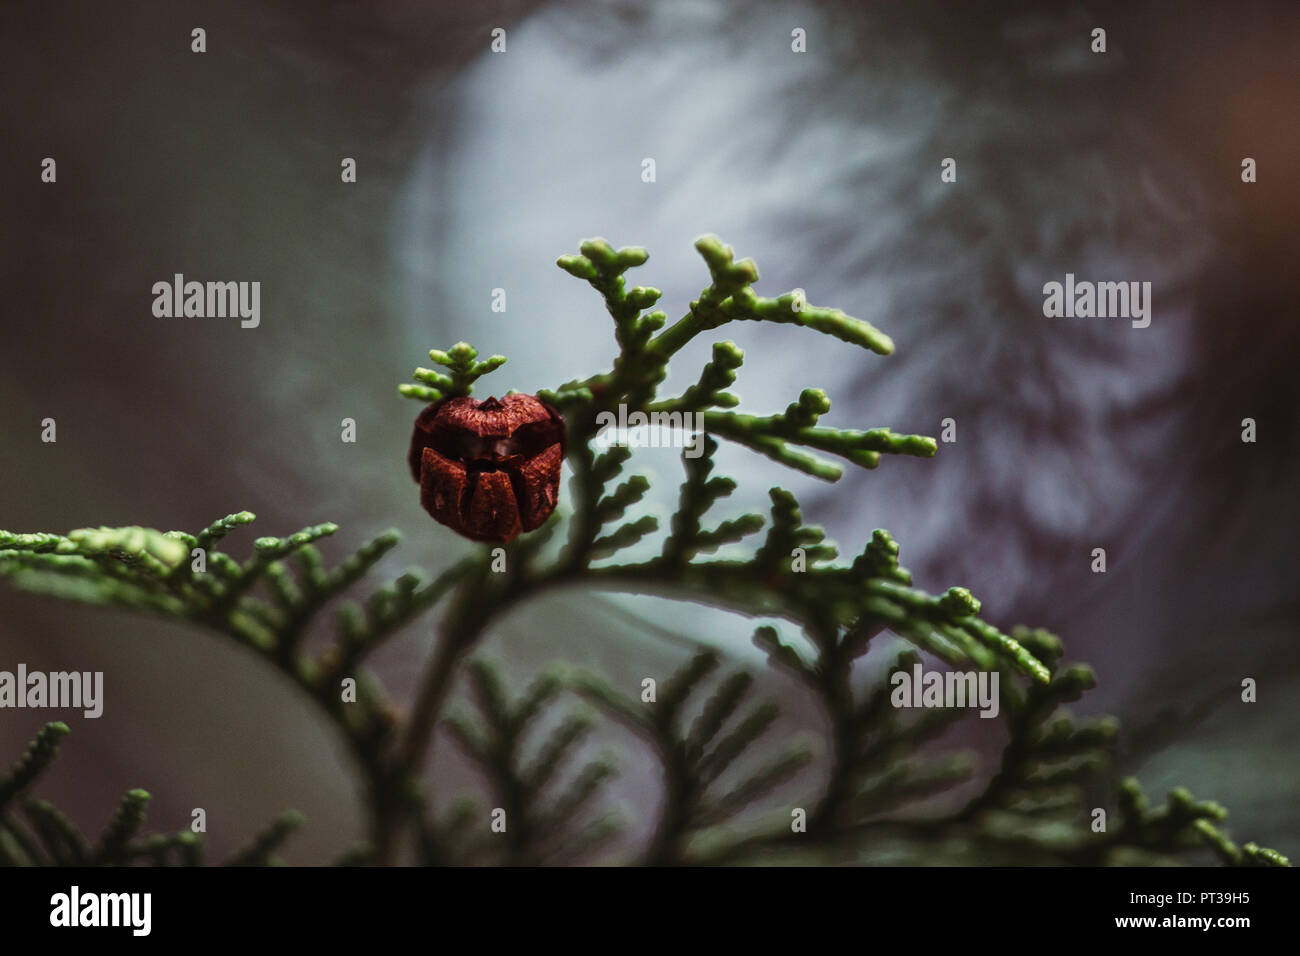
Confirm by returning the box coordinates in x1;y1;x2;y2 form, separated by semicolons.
408;395;566;543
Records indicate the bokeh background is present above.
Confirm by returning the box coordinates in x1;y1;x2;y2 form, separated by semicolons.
1;0;1297;863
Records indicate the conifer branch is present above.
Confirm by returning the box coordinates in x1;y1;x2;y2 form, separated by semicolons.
224;810;305;866
567;651;808;865
93;788;151;865
437;658;619;865
0;236;1287;868
0;721;69;813
0;724;301;867
400;341;508;403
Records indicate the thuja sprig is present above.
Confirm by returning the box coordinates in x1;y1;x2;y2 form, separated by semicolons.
574;441;1048;685
436;657;620;865
660;436;764;567
539;235;940;590
0;720;69;813
566;651;809;865
399;341;508;403
1097;780;1289;867
653;235;895;357
225;810;305;867
0;513;429;707
0;723;298;866
94;789;152;864
557;239;666;363
543;236;914;439
0;511;479;858
657;340;744;412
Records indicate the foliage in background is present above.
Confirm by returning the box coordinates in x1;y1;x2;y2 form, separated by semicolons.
0;237;1288;867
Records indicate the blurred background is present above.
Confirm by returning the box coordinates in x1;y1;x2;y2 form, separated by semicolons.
1;0;1296;863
